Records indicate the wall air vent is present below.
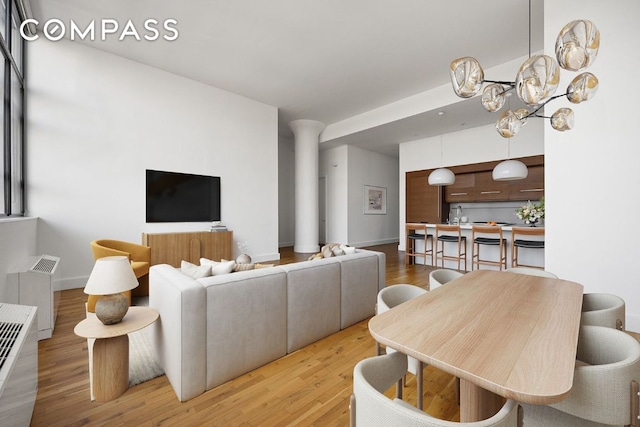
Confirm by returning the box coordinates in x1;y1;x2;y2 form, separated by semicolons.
0;303;37;425
0;321;23;370
30;256;58;274
6;255;61;340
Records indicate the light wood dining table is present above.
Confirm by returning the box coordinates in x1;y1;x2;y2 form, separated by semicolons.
368;270;584;422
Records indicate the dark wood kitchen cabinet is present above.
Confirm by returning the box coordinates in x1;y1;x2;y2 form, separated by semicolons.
509;165;544;201
444;173;475;203
474;171;510;201
406;170;449;223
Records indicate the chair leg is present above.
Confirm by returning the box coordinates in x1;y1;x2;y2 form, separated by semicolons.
417;361;423;410
349;393;356;427
631;380;639;427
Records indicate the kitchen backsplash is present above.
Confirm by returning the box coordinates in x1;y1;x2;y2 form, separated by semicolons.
451;201;536;225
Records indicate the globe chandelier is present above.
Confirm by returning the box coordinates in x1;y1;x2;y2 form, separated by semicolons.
449;8;600;139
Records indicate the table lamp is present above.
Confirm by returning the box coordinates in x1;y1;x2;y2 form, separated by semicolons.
84;256;139;325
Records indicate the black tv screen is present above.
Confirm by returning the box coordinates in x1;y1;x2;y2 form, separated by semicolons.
146;169;221;223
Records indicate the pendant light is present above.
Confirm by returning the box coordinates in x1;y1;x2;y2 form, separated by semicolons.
493;95;528;181
428;111;455;186
493;159;528;181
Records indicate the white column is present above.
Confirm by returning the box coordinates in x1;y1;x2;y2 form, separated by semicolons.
288;119;326;253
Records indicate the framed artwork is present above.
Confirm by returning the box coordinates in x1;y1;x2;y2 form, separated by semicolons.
364;185;387;215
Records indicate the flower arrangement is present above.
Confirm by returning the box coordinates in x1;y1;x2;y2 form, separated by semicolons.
516;197;545;226
237;241;250;254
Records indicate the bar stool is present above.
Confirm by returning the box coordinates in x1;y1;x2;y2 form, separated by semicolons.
405;224;433;268
471;225;507;270
511;226;545;269
435;224;466;271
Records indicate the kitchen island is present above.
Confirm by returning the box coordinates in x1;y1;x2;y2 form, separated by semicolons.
405;222;545;271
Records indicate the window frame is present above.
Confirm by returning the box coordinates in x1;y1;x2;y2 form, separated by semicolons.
0;0;25;217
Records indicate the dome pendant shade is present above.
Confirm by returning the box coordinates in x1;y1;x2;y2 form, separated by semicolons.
428;168;456;186
492;160;528;181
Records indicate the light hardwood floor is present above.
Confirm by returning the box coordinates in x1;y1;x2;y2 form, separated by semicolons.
30;244;640;426
31;243;459;426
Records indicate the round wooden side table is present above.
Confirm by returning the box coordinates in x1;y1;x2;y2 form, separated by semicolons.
74;306;159;401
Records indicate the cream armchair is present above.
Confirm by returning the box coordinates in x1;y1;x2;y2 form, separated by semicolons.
522;325;640;426
350;352;521;427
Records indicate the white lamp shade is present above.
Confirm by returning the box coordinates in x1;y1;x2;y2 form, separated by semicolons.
492;160;528;181
428;168;456;186
84;256;139;295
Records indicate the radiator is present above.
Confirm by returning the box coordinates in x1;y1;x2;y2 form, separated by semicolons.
7;255;61;340
0;303;38;426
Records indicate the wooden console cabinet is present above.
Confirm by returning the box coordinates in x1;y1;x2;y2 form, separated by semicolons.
141;231;233;267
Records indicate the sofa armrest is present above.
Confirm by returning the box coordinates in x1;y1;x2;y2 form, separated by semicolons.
149;264;207;401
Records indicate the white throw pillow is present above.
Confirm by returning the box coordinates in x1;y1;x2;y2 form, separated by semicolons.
200;257;236;275
341;245;356;254
181;260;212;279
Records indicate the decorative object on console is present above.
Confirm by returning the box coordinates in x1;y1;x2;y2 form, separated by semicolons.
450;0;600;138
428;111;455;186
515;196;545;226
236;241;251;264
211;221;228;232
84;256;139;325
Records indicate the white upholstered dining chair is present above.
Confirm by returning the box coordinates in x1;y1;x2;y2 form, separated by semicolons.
350;352;521;427
521;325;640;426
376;284;428;409
428;269;463;290
581;293;625;331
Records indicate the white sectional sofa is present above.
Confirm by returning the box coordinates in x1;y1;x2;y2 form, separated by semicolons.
149;249;385;401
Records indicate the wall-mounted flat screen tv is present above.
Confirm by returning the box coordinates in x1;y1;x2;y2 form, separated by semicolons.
146;169;221;223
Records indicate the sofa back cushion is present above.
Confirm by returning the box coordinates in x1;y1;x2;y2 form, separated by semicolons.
280;257;341;353
336;251;381;329
201;267;288;389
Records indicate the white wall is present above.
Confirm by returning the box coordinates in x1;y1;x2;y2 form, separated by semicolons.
347;146;399;247
399;120;544;250
544;0;640;331
27;39;279;289
318;145;399;247
320;145;349;244
278;136;295;247
0;218;37;301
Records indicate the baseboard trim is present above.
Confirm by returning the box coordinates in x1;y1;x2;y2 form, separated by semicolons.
351;238;399;248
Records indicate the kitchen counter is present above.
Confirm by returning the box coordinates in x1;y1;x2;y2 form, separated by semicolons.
405;222;545;271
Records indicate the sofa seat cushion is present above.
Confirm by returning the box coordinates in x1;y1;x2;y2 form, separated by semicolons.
201;267;288;389
280;257;342;353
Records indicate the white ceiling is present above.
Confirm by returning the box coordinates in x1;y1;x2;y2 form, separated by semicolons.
27;0;543;156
